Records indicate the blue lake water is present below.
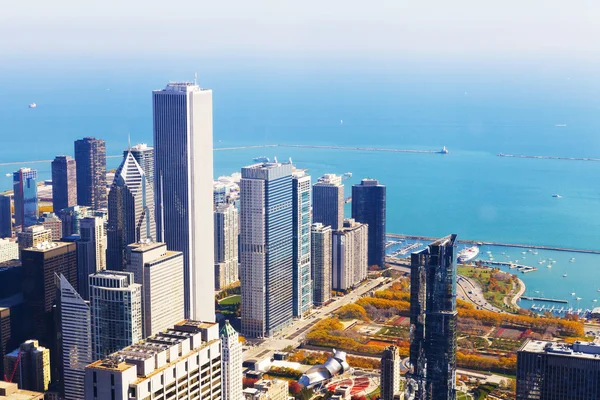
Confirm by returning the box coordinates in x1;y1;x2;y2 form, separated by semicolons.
1;62;599;309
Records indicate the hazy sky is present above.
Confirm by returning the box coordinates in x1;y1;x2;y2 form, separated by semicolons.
2;0;599;61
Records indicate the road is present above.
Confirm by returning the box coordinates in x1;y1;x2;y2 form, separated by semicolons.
243;277;391;361
457;275;502;313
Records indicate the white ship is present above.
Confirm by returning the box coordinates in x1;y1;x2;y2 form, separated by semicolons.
29;103;37;108
253;156;270;162
457;246;479;263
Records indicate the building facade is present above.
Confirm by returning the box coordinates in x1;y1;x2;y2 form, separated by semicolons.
74;137;107;210
153;82;215;322
292;169;312;316
17;225;53;257
311;223;332;306
0;194;11;238
240;161;294;338
38;212;63;241
409;234;457;400
243;379;288;400
381;346;403;400
351;179;386;268
89;271;142;359
517;340;600;400
107;151;156;270
77;217;107;300
13;168;38;229
55;273;92;400
127;143;154;183
0;238;18;262
221;321;243;400
58;205;91;238
125;241;185;338
51;155;77;212
332;219;368;291
214;203;239;290
84;321;222;400
312;174;344;230
3;340;51;393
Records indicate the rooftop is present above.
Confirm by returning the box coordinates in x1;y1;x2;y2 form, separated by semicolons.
520;339;600;360
0;381;44;400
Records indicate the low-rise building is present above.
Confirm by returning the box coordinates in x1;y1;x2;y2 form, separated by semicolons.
3;340;51;393
0;381;44;400
242;379;287;400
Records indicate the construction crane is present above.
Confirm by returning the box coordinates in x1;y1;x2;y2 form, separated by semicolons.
4;348;22;383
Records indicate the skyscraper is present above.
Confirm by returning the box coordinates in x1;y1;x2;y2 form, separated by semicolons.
240;161;294;338
125;241;184;337
21;241;77;344
106;151;156;270
152;82;214;322
292;169;312;316
214;203;239;290
351;178;386;268
409;234;457;400
311;223;332;306
0;194;12;238
89;270;142;359
381;346;403;400
332;219;368;291
221;321;243;400
126;143;154;183
51;155;77;212
55;273;92;400
13;168;38;229
74;137;107;210
38;212;63;241
58;205;90;238
312;173;344;230
77;217;106;300
3;340;51;393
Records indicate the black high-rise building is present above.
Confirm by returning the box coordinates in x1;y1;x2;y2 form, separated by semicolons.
312;174;344;230
0;194;12;238
409;234;457;400
51;155;77;212
74;137;107;210
351;178;386;268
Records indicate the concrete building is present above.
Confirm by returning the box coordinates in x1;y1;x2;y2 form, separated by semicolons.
13;168;38;230
89;271;142;359
51;155;77;212
55;273;92;400
125;241;185;337
243;379;287;400
0;239;18;263
221;321;243;400
84;321;222;400
332;219;368;291
312;174;344;231
77;217;107;300
21;242;77;344
292;169;312;316
58;205;91;238
0;381;44;400
517;340;600;399
240;161;294;338
38;212;62;241
381;346;404;400
153;82;215;322
0;195;11;238
351;179;386;268
17;225;52;257
214;203;239;290
107;151;156;271
126;143;154;184
408;235;457;400
311;223;332;306
74;137;107;210
3;340;50;393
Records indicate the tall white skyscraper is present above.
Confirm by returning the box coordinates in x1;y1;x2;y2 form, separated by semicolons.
292;169;312;317
332;218;368;291
153;82;215;322
221;321;243;400
55;273;92;400
214;203;239;290
89;270;142;359
240;161;294;338
126;241;185;337
311;223;332;306
77;216;106;300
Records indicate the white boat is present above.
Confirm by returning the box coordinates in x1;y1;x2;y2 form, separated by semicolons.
521;251;527;255
439;146;449;154
577;297;582;301
533;251;538;255
4;173;10;177
457;246;480;263
571;292;576;296
570;258;575;262
552;194;562;198
563;274;568;277
253;156;270;162
593;299;598;303
28;103;36;108
343;172;352;178
547;265;552;268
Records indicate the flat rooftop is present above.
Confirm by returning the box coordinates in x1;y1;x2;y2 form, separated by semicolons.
520;340;600;360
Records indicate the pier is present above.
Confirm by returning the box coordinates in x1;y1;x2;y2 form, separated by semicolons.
478;260;538;273
498;153;600;162
520;296;568;304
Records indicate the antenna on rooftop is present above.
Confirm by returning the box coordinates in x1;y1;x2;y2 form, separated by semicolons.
194;72;198;86
127;133;131;151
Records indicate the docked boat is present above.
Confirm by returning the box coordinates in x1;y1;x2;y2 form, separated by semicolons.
457;246;480;263
253;156;270;162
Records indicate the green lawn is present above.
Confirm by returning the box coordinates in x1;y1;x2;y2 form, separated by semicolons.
219;295;241;305
457;392;471;400
458;266;513;311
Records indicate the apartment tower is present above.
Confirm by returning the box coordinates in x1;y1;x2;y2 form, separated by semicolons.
74;137;107;210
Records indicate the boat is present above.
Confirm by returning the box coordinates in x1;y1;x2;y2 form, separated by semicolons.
457;246;480;263
563;274;568;277
552;194;562;198
597;289;600;292
577;297;582;301
343;172;352;178
253;156;270;162
547;265;552;268
555;124;567;127
4;173;10;177
593;299;598;303
28;103;36;108
570;258;575;262
533;251;538;255
340;120;343;125
571;292;576;296
439;146;449;154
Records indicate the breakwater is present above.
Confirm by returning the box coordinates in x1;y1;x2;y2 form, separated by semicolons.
520;296;568;304
498;153;600;162
280;144;442;154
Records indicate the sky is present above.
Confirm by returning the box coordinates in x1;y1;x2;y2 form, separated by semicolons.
2;0;599;63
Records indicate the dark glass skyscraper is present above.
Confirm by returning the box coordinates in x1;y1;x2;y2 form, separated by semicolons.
74;137;107;210
351;178;386;268
51;155;77;212
0;194;12;238
409;234;457;400
312;174;344;230
13;168;38;229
